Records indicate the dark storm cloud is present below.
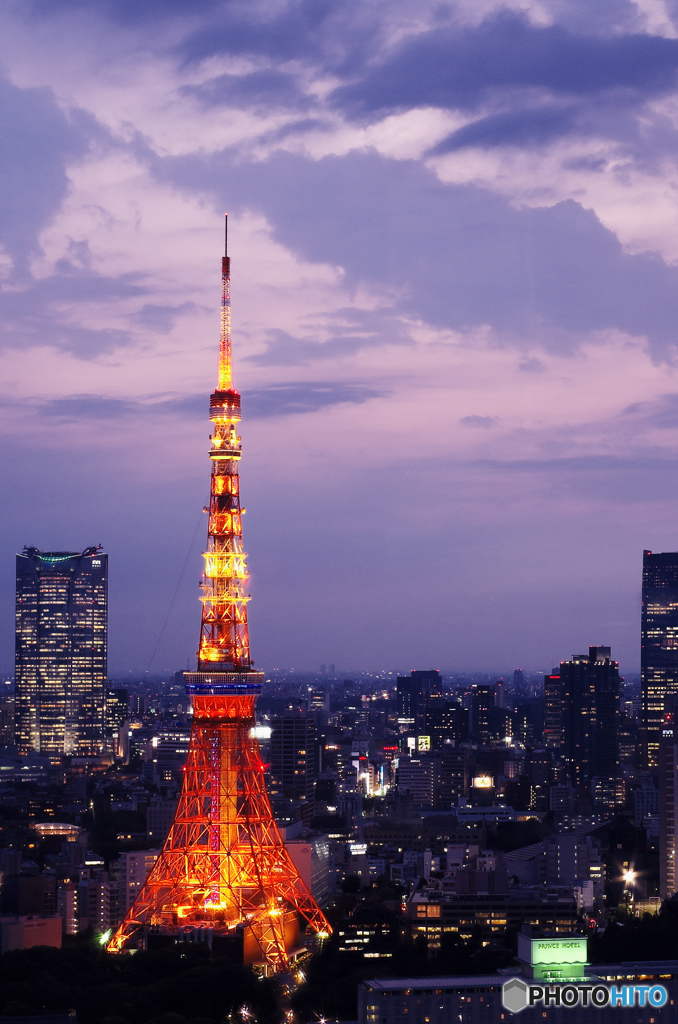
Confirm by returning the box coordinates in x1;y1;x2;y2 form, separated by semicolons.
333;12;678;117
0;76;93;268
156;148;678;356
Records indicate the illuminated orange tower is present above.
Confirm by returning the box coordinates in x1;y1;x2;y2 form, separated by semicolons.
108;219;330;970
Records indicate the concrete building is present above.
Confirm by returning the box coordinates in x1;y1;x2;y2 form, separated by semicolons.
270;715;316;820
0;914;62;952
146;794;179;843
109;849;160;927
406;889;579;949
396;757;434;807
359;931;678;1024
558;647;620;786
286;832;333;906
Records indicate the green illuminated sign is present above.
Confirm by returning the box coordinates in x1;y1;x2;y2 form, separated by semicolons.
531;938;587;965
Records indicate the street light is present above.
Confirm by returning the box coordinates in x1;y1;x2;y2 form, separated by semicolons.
623;869;637;914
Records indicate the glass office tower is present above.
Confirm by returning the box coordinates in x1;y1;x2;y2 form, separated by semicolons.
642;550;678;769
15;546;107;762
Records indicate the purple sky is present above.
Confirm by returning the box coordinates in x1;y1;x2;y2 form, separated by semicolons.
2;0;678;676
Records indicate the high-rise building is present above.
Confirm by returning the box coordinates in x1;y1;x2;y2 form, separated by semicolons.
543;670;563;751
397;669;442;730
470;683;496;744
15;546;107;761
270;715;317;816
424;700;469;749
642;550;678;769
559;646;620;786
659;695;678;899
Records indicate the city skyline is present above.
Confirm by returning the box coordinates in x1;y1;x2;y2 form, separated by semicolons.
3;5;678;672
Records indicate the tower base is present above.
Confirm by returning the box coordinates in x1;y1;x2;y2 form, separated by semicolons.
108;671;330;971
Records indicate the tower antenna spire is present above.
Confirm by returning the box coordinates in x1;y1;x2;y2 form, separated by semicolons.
219;214;232;391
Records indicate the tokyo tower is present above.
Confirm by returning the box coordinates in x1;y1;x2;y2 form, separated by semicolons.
108;219;331;970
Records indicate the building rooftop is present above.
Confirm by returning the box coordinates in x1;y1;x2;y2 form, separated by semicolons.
363;976;506;991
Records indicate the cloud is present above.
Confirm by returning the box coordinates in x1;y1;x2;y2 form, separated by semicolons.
246;381;385;416
246;308;413;366
333;12;678;118
0;75;94;270
130;302;198;334
181;70;309;112
23;0;221;25
175;0;379;70
0;265;147;357
27;382;384;422
156;147;678;357
620;392;678;430
518;357;545;373
431;107;580;153
461;415;497;428
42;395;140;420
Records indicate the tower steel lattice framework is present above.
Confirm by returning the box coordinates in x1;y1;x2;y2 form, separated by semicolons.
108;220;330;970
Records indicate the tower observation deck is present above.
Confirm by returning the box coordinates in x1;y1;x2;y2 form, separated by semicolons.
108;219;331;971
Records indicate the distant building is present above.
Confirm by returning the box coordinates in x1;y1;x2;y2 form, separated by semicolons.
285;832;333;905
358;935;678;1024
559;647;620;786
397;670;442;731
406;890;579;949
642;550;678;768
106;688;128;756
0;915;62;953
146;794;179;843
270;716;316;820
15;546;107;762
0;698;14;745
109;849;160;927
396;756;434;807
77;869;110;933
469;683;512;745
435;750;469;806
154;725;191;782
543;671;563;750
336;903;400;956
659;698;678;898
425;701;469;749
